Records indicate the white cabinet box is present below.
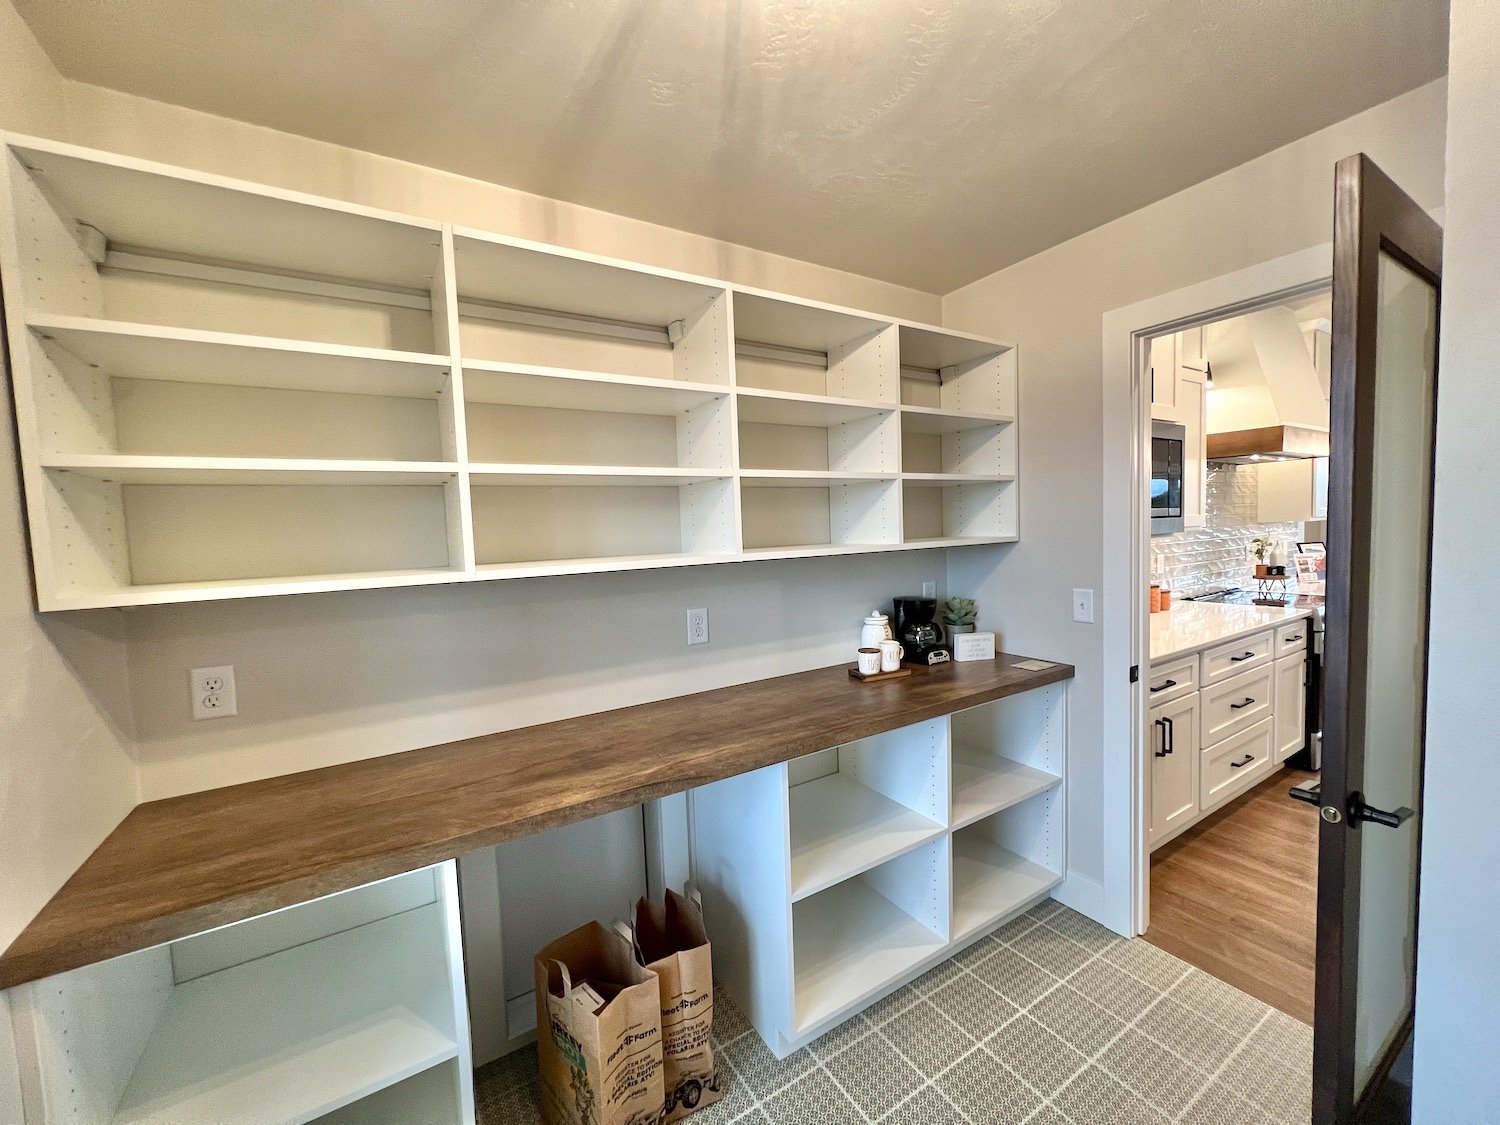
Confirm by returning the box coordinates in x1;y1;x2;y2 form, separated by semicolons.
1148;693;1200;848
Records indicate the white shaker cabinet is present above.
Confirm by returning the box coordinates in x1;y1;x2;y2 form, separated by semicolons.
1274;652;1308;762
1148;693;1200;848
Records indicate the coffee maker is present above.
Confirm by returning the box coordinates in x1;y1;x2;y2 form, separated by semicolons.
891;596;950;666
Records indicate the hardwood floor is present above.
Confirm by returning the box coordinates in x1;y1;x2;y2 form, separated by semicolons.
1145;766;1319;1023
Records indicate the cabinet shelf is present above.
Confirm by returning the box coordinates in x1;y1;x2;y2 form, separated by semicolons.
474;552;729;581
113;905;459;1125
27;316;452;399
789;775;944;902
42;455;459;486
792;875;945;1035
902;473;1016;487
950;833;1062;942
461;361;727;414
739;470;896;488
50;568;468;610
951;749;1061;829
735;388;893;427
899;405;1014;434
469;465;728;487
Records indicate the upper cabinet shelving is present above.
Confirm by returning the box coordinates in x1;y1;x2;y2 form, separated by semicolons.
0;135;1020;610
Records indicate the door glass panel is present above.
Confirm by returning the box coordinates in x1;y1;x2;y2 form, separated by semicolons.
1353;252;1437;1094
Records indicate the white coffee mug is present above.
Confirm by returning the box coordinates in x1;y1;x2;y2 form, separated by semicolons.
857;647;881;675
878;639;904;672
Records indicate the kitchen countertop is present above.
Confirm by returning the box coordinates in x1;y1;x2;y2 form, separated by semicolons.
0;653;1072;989
1151;600;1314;662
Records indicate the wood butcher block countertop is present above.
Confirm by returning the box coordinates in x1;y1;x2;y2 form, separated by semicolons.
0;653;1071;989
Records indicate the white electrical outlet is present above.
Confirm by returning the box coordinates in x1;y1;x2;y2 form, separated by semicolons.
687;608;709;646
922;581;936;598
1072;589;1095;624
191;665;237;719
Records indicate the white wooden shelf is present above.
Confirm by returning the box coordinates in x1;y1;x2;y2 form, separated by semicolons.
899;405;1014;434
735;387;893;427
469;465;729;487
41;455;459;486
694;682;1065;1059
462;361;727;413
950;748;1062;830
739;469;897;487
2;133;1021;609
27;316;453;398
951;833;1062;942
12;865;474;1125
789;774;944;901
792;877;945;1035
902;472;1017;486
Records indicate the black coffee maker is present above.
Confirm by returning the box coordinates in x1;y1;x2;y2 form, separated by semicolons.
891;596;950;666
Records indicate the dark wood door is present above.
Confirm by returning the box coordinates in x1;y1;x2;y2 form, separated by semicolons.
1313;154;1442;1123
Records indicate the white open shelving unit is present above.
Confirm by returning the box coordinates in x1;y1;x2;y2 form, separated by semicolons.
9;864;475;1124
691;680;1065;1058
0;134;1019;610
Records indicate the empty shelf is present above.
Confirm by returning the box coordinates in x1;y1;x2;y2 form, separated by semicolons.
950;835;1061;942
950;749;1062;829
114;905;459;1125
41;455;459;486
902;473;1016;487
50;568;466;611
898;405;1013;434
793;879;944;1034
28;316;452;399
789;775;944;901
898;324;1011;371
462;362;727;414
474;553;730;580
736;388;893;427
468;465;729;487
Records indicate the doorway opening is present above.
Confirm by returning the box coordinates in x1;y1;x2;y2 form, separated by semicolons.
1140;290;1332;1024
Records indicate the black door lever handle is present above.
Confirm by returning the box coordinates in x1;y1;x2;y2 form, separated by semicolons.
1353;794;1416;829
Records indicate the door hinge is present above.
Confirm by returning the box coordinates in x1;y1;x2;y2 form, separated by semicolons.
1129;665;1140;683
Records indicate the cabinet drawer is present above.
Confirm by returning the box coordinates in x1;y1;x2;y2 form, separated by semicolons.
1201;718;1274;812
1146;656;1197;704
1200;664;1275;746
1201;630;1274;684
1275;619;1311;655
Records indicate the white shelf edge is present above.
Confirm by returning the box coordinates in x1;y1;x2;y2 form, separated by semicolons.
950;750;1063;830
473;552;733;580
460;357;729;396
738;470;898;488
47;568;469;611
901;473;1017;486
26;313;452;370
41;455;460;484
735;386;896;411
469;464;731;486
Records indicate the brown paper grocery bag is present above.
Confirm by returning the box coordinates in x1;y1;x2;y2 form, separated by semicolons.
535;921;665;1125
633;889;723;1121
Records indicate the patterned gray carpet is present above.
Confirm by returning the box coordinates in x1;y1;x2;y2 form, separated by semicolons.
475;900;1312;1124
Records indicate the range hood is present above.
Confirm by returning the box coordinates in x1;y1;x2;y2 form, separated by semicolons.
1206;306;1331;464
1207;424;1330;464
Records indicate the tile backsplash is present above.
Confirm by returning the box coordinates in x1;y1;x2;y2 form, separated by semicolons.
1151;464;1302;596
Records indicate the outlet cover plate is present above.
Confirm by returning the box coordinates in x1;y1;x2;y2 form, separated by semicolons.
191;665;237;719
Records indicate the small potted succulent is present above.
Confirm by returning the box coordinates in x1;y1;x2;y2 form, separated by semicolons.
941;597;977;638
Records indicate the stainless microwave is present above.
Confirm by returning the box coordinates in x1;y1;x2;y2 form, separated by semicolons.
1151;420;1186;536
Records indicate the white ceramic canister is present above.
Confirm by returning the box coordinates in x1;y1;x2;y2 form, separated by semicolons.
861;611;893;648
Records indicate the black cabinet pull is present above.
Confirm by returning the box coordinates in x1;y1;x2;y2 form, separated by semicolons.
1229;754;1255;769
1229;697;1256;710
1153;718;1167;758
1149;678;1177;693
1164;715;1175;756
1285;634;1303;643
1230;651;1256;662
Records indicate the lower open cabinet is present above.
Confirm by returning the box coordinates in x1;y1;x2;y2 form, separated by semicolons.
691;678;1067;1057
9;864;475;1124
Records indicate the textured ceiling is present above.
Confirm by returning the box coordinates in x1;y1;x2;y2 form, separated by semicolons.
16;0;1448;293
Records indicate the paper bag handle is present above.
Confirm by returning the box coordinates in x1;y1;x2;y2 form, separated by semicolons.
550;958;573;997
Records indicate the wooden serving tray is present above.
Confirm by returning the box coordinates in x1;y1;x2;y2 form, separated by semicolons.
848;665;914;683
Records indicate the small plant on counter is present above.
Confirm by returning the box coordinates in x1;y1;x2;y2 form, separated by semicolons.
942;597;977;629
1251;536;1274;565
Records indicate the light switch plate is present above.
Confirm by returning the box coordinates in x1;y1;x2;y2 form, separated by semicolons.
1072;588;1095;624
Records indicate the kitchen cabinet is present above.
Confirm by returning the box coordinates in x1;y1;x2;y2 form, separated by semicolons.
1150;329;1207;528
1274;651;1308;762
1148;693;1200;848
1147;610;1312;847
1257;457;1329;523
